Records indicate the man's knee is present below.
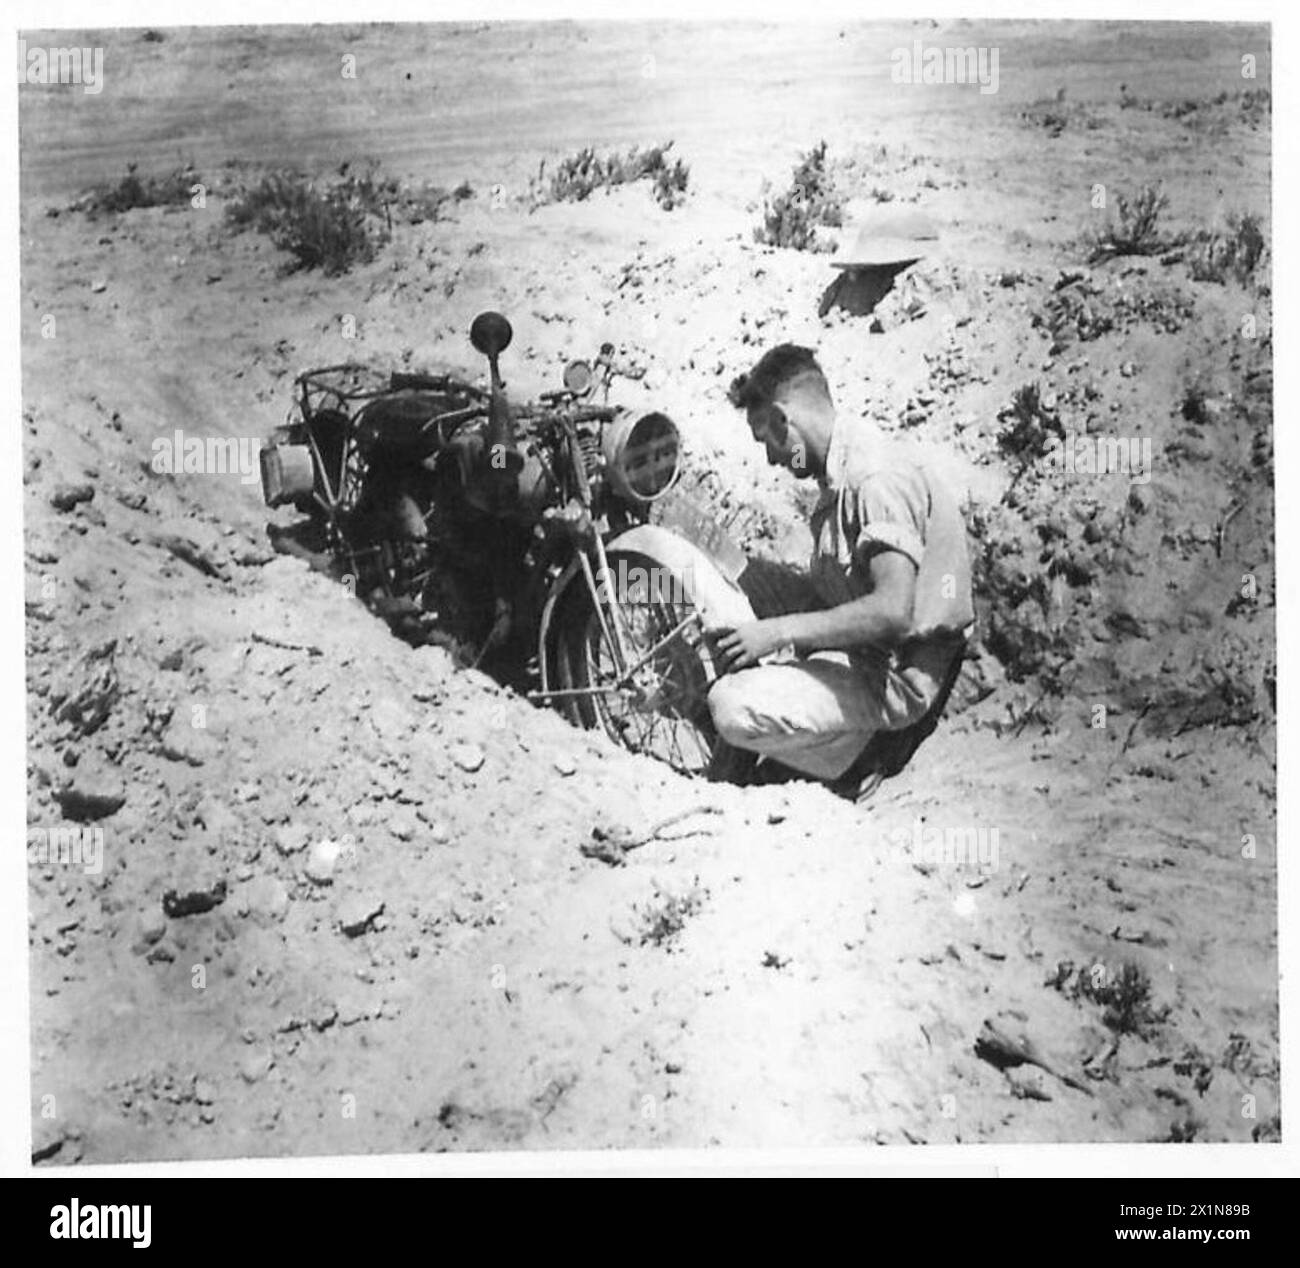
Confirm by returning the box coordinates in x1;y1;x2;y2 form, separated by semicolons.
707;674;765;746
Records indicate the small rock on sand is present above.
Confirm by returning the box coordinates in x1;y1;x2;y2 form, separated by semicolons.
159;720;218;766
304;838;344;885
389;809;418;842
275;822;311;856
337;893;385;937
49;483;94;512
136;908;168;946
239;1052;274;1084
450;741;485;773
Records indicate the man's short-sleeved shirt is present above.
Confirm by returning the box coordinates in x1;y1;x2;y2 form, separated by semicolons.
808;418;975;658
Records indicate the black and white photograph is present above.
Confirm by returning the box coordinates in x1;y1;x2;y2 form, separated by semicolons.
12;2;1288;1181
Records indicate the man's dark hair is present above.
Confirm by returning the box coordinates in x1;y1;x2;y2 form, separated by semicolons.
727;344;831;411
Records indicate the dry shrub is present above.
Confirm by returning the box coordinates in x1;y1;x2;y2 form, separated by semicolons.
1082;184;1171;262
75;163;199;217
754;141;844;252
1188;212;1267;286
223;163;459;275
533;142;688;210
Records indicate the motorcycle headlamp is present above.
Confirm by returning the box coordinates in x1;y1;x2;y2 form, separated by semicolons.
602;411;680;505
259;443;315;508
563;360;594;395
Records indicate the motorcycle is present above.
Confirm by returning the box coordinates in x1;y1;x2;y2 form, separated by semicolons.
258;310;756;777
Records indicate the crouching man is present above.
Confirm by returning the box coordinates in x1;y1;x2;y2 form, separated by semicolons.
707;344;974;799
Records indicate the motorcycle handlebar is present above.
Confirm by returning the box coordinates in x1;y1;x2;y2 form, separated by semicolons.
519;404;618;426
426;402;618;431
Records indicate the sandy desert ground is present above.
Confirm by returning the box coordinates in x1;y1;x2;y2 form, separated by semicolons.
20;19;1276;1159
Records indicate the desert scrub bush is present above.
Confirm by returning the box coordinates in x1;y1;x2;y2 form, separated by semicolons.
224;163;454;275
1108;278;1196;334
1082;184;1172;262
1033;270;1193;351
1032;273;1115;350
1236;88;1273;128
391;179;471;226
1180;380;1210;426
532;141;688;210
966;395;1126;693
1080;961;1168;1036
1179;633;1273;730
1122;88;1271;131
996;383;1065;463
1050;960;1169;1037
632;878;707;949
1188;212;1267;285
1020;93;1101;138
73;162;200;217
966;497;1079;690
754;140;844;252
651;156;690;210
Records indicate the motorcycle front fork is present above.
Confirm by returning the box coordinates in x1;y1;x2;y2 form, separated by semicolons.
579;533;634;676
574;536;704;697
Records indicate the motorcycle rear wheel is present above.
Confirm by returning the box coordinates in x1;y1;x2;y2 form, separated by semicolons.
549;550;754;780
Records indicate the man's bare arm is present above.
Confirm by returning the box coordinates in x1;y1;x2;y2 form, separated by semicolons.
772;550;917;653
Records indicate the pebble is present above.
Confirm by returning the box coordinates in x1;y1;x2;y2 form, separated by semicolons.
553;755;577;777
274;822;311;856
239;1052;273;1084
49;483;95;512
304;839;343;885
137;908;168;946
389;809;418;842
337;892;385;937
159;719;217;766
193;1078;216;1105
450;741;485;773
161;878;227;918
54;772;126;823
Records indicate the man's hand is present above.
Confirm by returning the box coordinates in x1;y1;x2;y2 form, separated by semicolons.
708;619;788;673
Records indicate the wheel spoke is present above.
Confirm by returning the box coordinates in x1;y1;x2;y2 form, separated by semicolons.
568;567;722;775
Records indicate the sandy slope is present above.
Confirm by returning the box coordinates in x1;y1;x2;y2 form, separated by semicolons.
22;20;1276;1159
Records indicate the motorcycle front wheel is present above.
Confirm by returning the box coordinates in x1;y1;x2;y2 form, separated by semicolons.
548;550;755;781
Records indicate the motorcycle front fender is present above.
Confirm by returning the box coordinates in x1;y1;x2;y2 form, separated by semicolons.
537;524;756;695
